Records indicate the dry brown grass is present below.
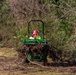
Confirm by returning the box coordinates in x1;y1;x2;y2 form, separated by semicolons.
0;48;76;75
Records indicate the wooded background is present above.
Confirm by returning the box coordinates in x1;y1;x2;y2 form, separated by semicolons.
0;0;76;62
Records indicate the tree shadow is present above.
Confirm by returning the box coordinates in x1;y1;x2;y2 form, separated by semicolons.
47;61;76;67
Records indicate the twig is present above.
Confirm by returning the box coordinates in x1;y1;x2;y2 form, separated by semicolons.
29;61;50;69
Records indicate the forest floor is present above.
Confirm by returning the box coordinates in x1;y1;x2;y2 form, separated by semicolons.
0;47;76;75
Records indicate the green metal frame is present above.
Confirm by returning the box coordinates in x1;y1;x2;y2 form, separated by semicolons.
28;20;44;39
22;20;47;61
23;38;47;45
23;20;47;45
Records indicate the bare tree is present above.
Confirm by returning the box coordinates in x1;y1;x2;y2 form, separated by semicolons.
9;0;51;27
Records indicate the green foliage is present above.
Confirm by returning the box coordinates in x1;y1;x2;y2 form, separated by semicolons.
59;21;73;44
71;50;76;64
0;0;15;47
0;0;76;62
72;49;76;59
16;28;27;41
